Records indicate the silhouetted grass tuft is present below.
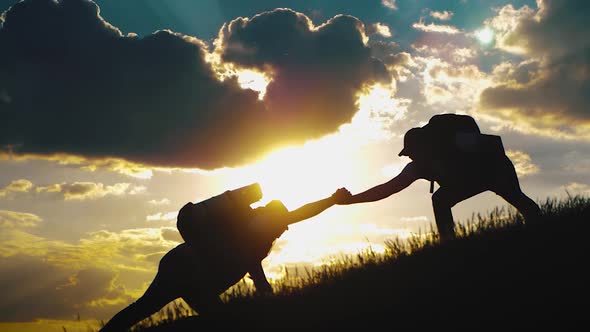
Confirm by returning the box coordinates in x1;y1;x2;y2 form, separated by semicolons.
95;194;589;331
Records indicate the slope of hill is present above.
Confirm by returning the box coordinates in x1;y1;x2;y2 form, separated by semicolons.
132;196;589;331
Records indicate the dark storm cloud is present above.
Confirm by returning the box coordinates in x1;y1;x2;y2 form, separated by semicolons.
0;1;390;169
216;8;390;137
479;0;590;136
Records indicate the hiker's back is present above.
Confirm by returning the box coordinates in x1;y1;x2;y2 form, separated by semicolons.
412;114;507;186
177;183;263;259
423;113;481;156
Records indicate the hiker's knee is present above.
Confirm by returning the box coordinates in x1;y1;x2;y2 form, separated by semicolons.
432;190;453;208
183;293;222;316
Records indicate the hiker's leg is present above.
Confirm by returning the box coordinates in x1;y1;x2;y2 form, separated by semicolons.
492;156;541;224
99;272;177;332
432;186;485;242
182;291;224;317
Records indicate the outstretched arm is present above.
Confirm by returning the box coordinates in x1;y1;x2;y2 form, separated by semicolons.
283;188;351;226
339;162;421;205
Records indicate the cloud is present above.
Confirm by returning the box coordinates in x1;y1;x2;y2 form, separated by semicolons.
31;181;142;200
0;255;126;321
146;211;177;222
409;17;480;66
452;47;476;63
490;1;588;58
485;3;535;54
0;151;156;178
215;9;391;145
412;19;461;34
61;182;130;200
415;56;491;108
368;40;415;83
430;10;454;21
562;182;590;195
0;1;390;170
148;198;171;205
160;228;183;243
381;0;398;10
478;0;590;139
0;210;42;228
0;226;180;321
366;22;392;38
399;215;430;222
0;178;33;197
505;149;539;177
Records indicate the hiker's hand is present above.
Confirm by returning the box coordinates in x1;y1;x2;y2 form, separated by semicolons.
331;187;352;204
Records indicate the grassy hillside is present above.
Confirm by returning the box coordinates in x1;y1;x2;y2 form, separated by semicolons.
121;195;589;331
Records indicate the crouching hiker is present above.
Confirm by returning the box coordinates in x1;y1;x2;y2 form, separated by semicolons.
99;187;351;332
337;113;541;243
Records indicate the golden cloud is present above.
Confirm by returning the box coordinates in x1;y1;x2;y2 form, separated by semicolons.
487;4;535;54
367;22;392;38
62;182;129;200
148;198;171;205
34;181;143;201
478;1;590;139
417;56;492;106
146;211;178;222
0;179;33;197
505;149;539;177
562;182;590;195
0;226;179;276
0;151;158;179
0;210;42;228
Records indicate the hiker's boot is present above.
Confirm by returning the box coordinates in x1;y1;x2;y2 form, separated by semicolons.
438;226;456;243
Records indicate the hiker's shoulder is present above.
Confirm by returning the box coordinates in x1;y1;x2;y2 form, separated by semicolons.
400;161;428;178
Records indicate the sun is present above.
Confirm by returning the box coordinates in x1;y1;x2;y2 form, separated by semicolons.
475;27;494;45
222;83;403;210
245;140;354;210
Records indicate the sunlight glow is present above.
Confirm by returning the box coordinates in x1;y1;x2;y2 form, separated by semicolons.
341;84;406;141
226;84;405;209
239;140;356;210
211;83;410;273
262;221;413;281
475;27;494;44
236;69;272;99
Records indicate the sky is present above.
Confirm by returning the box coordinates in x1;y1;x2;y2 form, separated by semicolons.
1;0;589;330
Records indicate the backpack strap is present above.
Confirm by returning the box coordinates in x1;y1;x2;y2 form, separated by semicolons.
430;180;434;194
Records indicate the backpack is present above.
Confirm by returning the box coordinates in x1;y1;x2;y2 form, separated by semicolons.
422;113;481;155
176;183;263;255
410;114;503;192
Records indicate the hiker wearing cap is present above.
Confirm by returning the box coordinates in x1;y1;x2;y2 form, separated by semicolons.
337;113;541;242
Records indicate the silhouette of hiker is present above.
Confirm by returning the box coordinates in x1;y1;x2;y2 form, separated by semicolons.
337;113;541;242
99;187;351;332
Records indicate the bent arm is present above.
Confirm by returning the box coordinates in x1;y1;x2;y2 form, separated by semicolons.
341;162;421;205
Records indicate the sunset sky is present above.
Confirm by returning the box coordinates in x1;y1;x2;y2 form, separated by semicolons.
1;0;589;330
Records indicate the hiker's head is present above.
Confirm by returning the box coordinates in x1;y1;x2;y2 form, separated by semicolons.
399;127;427;159
262;200;288;217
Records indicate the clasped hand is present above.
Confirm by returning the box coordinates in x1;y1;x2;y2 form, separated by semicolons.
331;187;352;204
